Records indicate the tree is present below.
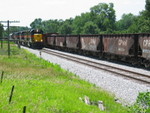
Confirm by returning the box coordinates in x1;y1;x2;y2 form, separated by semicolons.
90;3;116;32
115;0;150;33
137;0;150;33
146;0;150;13
116;13;137;32
29;3;117;34
30;18;42;29
58;18;73;34
72;13;92;34
134;13;150;33
144;0;150;21
81;21;100;34
42;19;62;33
128;0;150;33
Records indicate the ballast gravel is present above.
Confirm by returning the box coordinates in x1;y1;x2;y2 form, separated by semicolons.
22;47;150;105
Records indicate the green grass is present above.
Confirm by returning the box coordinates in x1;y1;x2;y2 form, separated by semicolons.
0;44;132;113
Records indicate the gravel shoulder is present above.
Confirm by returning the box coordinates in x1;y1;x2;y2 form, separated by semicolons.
22;47;150;105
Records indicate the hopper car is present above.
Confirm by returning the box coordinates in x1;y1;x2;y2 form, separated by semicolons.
43;33;150;68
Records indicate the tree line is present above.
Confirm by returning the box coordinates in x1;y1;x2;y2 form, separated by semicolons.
0;0;150;37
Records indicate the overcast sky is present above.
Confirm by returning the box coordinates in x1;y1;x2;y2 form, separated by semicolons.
0;0;146;27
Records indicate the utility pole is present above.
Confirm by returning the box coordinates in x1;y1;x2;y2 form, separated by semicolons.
7;20;10;56
0;24;3;49
0;20;20;56
1;37;2;48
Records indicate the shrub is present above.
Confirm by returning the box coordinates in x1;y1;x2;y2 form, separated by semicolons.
132;92;150;113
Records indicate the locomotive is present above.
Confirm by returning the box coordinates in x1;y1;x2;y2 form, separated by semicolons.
11;29;44;49
43;33;150;68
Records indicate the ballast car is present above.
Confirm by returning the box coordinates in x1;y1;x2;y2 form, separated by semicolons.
43;33;150;68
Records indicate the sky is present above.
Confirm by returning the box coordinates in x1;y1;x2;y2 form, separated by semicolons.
0;0;146;27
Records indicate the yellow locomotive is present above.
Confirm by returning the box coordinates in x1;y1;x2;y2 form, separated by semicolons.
12;29;44;49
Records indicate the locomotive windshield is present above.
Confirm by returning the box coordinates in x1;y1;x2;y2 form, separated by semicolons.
30;29;43;35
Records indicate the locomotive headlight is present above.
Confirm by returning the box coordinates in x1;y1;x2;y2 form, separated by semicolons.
35;40;38;42
41;39;43;42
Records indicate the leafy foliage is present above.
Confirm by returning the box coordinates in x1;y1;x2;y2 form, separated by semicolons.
131;92;150;113
116;13;137;33
90;3;116;32
58;18;73;34
81;21;100;34
29;3;116;34
28;1;149;34
145;0;150;13
3;1;150;36
127;0;150;33
30;18;43;29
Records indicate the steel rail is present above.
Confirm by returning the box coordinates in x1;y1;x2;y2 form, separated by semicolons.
41;48;150;85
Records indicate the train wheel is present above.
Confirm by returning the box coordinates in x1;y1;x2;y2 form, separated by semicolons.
29;43;32;48
31;43;35;49
106;55;111;60
131;58;138;66
144;62;150;68
98;54;103;59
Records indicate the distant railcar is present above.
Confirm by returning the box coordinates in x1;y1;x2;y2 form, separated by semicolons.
65;35;80;53
44;33;58;48
80;35;102;56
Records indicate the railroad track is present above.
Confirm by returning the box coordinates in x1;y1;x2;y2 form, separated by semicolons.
41;48;150;85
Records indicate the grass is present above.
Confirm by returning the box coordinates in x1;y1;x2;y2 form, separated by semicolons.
0;43;133;113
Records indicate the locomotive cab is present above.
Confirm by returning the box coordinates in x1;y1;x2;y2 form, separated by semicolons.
30;29;44;49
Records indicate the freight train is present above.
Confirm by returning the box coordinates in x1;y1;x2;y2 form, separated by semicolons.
43;33;150;68
11;29;43;49
11;30;150;68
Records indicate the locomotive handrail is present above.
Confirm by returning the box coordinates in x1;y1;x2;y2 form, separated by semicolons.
0;38;20;42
